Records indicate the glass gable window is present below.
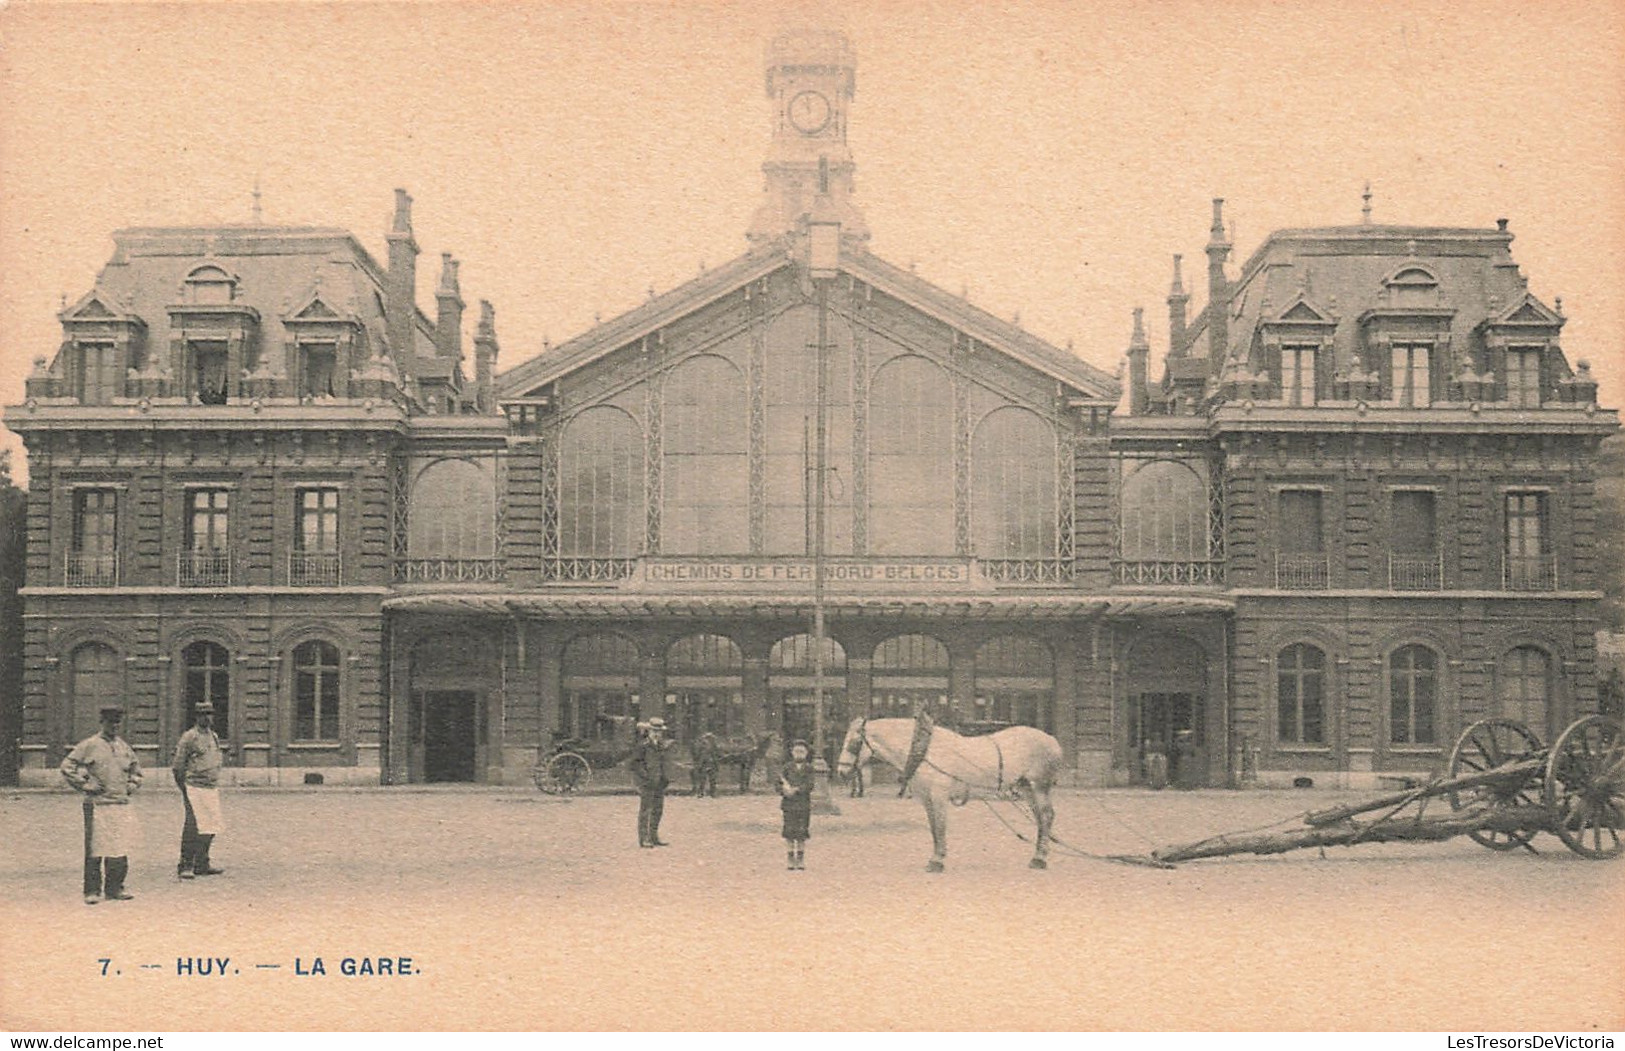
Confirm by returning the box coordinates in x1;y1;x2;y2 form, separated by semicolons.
409;460;496;559
560;406;644;557
662;356;747;554
868;355;954;554
764;307;852;555
1119;461;1208;562
971;407;1056;558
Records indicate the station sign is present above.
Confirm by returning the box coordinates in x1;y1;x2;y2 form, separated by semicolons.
632;558;984;591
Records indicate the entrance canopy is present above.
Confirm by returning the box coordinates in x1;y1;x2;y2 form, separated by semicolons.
382;593;1234;620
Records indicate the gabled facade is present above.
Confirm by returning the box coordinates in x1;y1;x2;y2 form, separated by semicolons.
4;30;1615;790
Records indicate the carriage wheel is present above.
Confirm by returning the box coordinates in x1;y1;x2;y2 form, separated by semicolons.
1447;718;1543;851
1543;716;1624;860
547;752;592;795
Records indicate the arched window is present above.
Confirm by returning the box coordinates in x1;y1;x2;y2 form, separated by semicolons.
182;640;230;737
872;634;952;724
768;634;847;749
1119;460;1208;562
666;634;744;743
1277;643;1326;745
69;642;122;743
1497;646;1551;735
974;636;1053;731
868;356;954;554
292;640;341;742
184;264;236;305
560;633;641;742
764;307;853;555
1389;645;1438;745
971;407;1056;559
409;460;496;559
558;406;643;557
663;356;747;553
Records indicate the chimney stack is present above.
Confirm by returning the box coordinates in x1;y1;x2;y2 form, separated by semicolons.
1205;198;1231;363
386;189;420;375
1167;254;1189;356
436;252;464;361
1126;307;1150;416
474;300;499;414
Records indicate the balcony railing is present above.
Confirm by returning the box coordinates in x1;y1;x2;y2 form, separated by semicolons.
178;550;232;588
289;551;342;587
1389;553;1444;591
1112;560;1225;586
541;557;637;583
1275;553;1330;590
394;557;506;583
978;559;1073;584
1504;555;1558;592
66;553;118;587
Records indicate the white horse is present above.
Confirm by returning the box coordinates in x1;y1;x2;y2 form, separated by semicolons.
836;716;1063;872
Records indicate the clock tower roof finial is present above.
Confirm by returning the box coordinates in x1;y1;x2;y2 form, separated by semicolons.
747;27;869;249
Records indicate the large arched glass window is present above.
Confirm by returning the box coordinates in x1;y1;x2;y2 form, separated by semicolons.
69;642;121;742
868;356;954;554
663;356;747;554
973;636;1053;731
1389;645;1438;745
560;633;641;742
1497;646;1551;735
292;640;341;742
872;634;952;724
1120;460;1208;561
1277;643;1325;745
558;406;643;557
764;307;852;555
409;459;496;559
182;640;230;737
971;407;1056;558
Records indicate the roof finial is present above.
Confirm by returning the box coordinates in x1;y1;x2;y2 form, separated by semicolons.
1555;295;1564;317
252;174;263;224
1361;181;1372;224
59;291;67;312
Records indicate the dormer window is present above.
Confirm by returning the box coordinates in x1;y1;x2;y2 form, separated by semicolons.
190;340;229;405
1390;343;1433;408
185;265;236;305
1505;347;1542;408
73;341;120;405
300;342;338;400
1282;345;1317;407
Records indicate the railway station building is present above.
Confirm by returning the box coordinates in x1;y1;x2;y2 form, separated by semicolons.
4;30;1616;790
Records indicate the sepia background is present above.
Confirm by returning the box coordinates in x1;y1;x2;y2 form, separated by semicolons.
1;0;1621;1033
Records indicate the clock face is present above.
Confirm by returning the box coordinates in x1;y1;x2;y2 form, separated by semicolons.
788;90;832;135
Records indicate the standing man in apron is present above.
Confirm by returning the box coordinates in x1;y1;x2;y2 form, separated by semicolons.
59;704;144;905
172;699;225;879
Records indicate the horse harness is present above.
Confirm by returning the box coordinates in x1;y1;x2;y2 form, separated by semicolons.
845;716;1009;797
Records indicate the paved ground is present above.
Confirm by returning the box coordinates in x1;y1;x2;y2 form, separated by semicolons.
1;783;1621;1032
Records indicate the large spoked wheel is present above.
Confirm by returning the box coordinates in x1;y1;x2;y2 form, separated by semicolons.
1543;716;1624;860
1448;718;1544;851
546;752;592;795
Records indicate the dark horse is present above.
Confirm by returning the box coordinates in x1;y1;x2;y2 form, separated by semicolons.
837;716;1063;872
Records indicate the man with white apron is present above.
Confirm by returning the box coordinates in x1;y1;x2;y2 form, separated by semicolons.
60;704;144;904
171;700;226;879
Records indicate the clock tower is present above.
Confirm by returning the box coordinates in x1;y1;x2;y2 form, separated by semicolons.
746;28;870;248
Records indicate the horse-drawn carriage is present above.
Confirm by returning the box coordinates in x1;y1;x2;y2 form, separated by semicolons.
532;714;779;795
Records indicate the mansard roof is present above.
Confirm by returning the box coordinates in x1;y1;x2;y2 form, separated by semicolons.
498;240;1120;401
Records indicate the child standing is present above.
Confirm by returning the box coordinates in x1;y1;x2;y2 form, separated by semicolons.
778;739;814;870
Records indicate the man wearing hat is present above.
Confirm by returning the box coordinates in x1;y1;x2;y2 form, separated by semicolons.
171;700;226;879
628;717;672;847
59;704;144;904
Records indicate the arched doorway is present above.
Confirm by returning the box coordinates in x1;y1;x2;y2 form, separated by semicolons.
1125;632;1209;787
560;633;641;743
769;634;847;765
665;634;744;748
973;635;1053;733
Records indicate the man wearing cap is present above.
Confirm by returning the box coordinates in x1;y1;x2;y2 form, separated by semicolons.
59;704;144;904
172;701;226;879
629;717;672;847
